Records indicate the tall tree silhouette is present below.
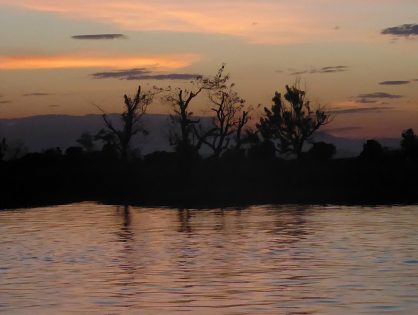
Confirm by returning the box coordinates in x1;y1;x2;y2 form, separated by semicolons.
257;85;330;159
165;65;229;157
98;85;153;161
202;83;251;158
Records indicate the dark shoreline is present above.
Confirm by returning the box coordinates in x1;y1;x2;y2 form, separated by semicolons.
2;198;418;212
1;151;417;211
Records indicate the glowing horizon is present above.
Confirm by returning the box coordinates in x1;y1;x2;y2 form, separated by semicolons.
0;0;417;138
0;53;199;70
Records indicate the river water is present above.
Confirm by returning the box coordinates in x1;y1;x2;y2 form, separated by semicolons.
0;203;417;314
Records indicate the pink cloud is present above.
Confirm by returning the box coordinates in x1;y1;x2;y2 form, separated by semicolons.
0;0;370;44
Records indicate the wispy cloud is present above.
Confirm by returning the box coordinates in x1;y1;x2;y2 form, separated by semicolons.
0;0;373;44
22;92;50;96
382;24;418;37
0;100;12;104
127;73;201;81
379;80;410;85
91;68;202;81
324;126;362;132
291;65;348;75
329;107;393;115
91;68;151;79
356;98;378;104
72;34;126;40
0;53;198;70
357;92;403;99
352;92;402;105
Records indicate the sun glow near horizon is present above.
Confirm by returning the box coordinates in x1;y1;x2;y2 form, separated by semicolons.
0;53;199;70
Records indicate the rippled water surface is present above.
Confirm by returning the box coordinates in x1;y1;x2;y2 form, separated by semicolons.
1;203;418;314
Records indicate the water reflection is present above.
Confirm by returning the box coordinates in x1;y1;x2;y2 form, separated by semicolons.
177;208;192;234
116;204;133;242
0;204;418;314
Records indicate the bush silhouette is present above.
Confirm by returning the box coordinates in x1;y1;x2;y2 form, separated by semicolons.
257;85;330;159
308;142;336;161
360;139;384;161
401;128;418;160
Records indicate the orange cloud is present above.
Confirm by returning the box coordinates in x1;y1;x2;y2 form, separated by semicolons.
0;0;371;44
0;53;199;70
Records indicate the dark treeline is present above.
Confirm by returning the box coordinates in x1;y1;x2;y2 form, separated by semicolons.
1;66;418;209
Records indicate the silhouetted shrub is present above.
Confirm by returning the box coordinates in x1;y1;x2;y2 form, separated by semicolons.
308;142;336;161
248;140;276;161
401;128;418;160
257;85;330;159
43;147;62;158
65;146;84;158
360;140;384;161
76;132;95;152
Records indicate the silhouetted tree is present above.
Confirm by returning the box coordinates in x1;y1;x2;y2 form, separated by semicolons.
360;139;384;161
257;85;330;159
235;110;251;151
76;132;95;152
164;65;229;157
308;142;336;161
202;83;251;158
401;128;418;160
94;129;119;160
98;85;153;161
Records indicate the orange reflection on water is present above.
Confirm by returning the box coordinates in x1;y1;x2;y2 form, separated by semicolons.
0;203;418;314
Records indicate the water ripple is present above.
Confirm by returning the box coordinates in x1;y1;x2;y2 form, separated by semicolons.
0;203;418;314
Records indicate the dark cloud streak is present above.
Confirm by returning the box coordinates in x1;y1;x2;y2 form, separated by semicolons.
91;68;202;81
91;68;151;79
72;34;127;40
382;24;418;37
357;92;402;99
22;93;51;97
125;73;201;81
329;107;393;115
379;80;410;85
356;98;378;104
291;65;348;75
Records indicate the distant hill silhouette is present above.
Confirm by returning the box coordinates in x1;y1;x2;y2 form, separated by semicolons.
0;114;400;157
0;114;172;154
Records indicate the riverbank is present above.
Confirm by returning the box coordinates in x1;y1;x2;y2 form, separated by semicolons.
1;152;417;210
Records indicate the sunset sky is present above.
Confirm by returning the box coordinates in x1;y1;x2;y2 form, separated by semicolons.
0;0;417;138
